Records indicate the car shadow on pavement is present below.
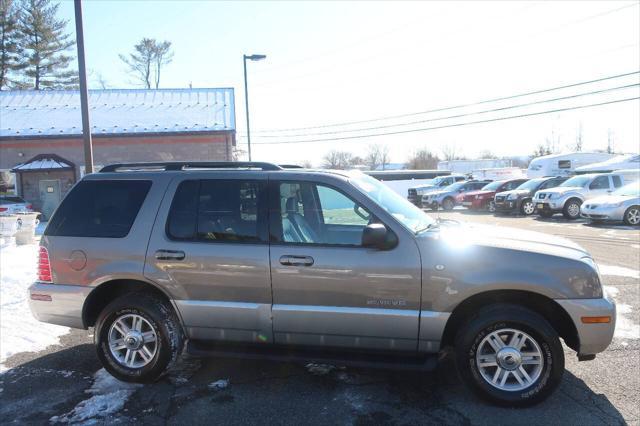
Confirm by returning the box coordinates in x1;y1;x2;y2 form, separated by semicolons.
0;345;627;425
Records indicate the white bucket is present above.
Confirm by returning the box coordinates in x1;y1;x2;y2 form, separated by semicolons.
0;214;19;237
15;212;40;245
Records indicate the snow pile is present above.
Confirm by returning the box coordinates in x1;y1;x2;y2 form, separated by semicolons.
50;368;142;424
0;243;69;367
305;363;336;376
208;379;229;390
604;286;640;340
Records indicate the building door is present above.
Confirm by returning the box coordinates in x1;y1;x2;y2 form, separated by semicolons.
38;180;61;220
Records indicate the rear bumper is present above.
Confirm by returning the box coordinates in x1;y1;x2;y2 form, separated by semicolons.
555;297;616;356
28;282;92;329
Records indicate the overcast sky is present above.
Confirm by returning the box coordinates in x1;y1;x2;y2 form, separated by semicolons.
57;1;640;165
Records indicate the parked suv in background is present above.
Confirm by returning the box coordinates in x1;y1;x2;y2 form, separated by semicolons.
29;162;615;406
407;174;466;206
534;173;624;219
461;179;528;212
494;177;568;216
422;180;490;210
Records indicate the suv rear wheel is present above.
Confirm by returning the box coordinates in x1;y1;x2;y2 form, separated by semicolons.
454;304;564;406
95;293;184;383
563;199;582;220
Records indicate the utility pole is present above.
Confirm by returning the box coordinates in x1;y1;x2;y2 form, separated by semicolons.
243;54;266;161
74;0;94;174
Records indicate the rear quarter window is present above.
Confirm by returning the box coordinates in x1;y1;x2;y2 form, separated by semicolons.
45;180;151;238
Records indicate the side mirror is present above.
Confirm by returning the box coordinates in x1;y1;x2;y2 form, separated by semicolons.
362;223;397;250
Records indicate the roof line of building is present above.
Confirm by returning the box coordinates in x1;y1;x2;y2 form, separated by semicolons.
0;88;235;96
0;129;235;141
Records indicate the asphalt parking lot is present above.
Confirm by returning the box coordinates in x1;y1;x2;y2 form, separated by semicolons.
1;211;638;425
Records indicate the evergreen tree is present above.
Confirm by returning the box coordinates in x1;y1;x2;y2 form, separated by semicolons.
18;0;77;89
0;0;22;89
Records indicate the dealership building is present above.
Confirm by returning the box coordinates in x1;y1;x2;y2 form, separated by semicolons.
0;88;236;217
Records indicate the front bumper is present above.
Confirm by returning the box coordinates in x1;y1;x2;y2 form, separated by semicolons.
461;199;487;209
535;200;563;213
581;205;626;222
555;297;616;356
495;199;520;213
28;282;92;329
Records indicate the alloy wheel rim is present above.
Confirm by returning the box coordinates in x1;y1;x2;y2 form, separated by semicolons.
628;208;640;225
476;328;544;392
568;203;580;217
108;313;158;369
523;202;535;215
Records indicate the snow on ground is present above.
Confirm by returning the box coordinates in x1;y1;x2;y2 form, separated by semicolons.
599;264;640;279
208;379;229;390
0;235;69;368
604;286;640;340
50;368;142;424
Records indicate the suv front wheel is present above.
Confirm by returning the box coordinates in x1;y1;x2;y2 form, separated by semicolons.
454;304;564;406
95;293;184;383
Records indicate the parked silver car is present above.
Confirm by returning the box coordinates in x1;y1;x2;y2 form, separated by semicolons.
581;182;640;225
29;162;615;406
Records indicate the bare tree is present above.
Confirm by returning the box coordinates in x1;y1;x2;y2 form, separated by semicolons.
407;149;439;170
478;150;497;159
606;129;615;154
365;144;390;170
440;143;466;161
322;150;353;169
120;38;173;89
532;142;552;158
570;123;583;152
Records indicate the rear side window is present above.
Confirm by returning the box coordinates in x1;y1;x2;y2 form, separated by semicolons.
589;176;609;190
45;180;151;238
612;176;622;188
167;179;267;243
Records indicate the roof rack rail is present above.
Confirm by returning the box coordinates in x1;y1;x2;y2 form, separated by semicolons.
100;161;283;173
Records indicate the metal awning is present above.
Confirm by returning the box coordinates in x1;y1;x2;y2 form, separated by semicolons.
11;154;75;172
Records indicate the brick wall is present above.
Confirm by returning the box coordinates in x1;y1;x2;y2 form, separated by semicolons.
0;132;234;173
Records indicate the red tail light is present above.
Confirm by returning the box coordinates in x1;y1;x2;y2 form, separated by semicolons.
38;246;53;283
26;204;33;210
0;207;7;212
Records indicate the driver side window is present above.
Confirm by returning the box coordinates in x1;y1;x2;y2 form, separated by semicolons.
277;182;372;246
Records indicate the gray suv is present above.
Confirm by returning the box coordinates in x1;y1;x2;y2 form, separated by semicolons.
29;162;615;406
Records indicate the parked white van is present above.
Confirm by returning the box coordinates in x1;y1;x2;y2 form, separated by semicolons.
527;153;616;178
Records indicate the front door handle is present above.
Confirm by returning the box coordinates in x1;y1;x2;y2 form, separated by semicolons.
155;250;186;261
279;255;314;267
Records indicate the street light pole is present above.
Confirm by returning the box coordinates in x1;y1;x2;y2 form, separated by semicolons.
74;0;94;174
243;54;266;161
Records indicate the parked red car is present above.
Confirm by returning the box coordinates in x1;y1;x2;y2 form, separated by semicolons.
460;179;528;212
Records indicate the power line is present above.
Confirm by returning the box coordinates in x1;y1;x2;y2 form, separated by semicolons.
252;97;640;145
248;83;639;138
247;70;639;133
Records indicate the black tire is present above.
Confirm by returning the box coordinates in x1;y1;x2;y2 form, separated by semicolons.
623;205;640;226
442;197;455;211
538;211;554;218
562;198;582;220
520;199;535;216
454;304;564;407
429;203;439;211
95;293;184;383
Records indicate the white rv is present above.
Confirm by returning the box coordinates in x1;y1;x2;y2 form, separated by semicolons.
574;154;640;174
527;152;616;178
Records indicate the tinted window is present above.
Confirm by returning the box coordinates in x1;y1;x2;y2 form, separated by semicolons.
589;176;609;190
46;180;151;238
167;179;267;243
558;160;571;169
0;196;25;204
612;176;622;188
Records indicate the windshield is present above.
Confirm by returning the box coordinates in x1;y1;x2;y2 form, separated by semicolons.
443;182;466;191
351;174;435;233
560;176;591;187
614;182;640;197
515;178;545;191
481;181;504;191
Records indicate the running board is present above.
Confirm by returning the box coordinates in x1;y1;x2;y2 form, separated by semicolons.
187;340;438;371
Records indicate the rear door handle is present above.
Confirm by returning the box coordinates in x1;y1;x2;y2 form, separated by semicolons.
279;255;314;267
155;250;185;261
